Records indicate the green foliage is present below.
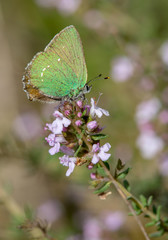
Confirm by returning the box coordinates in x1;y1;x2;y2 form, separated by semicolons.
24;205;35;221
123;180;131;191
96;166;107;177
91;133;108;141
116;167;131;179
140;194;147;207
94;181;112;195
114;159;131;180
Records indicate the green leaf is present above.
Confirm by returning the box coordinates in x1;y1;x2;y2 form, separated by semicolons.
128;212;134;216
74;145;82;157
94;181;111;194
96;167;107;177
163;217;168;224
104;161;110;170
116;167;131;179
140;195;147;207
147;196;153;207
82;109;87;117
91;134;108;141
24;205;34;221
123;180;131;191
116;159;125;171
135;209;142;215
153;205;157;215
156;205;162;220
146;221;156;227
149;230;164;238
132;201;140;211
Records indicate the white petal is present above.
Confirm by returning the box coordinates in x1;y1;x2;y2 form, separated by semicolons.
98;151;111;161
91;154;100;164
92;143;100;153
46;123;52;131
49;143;60;155
91;98;95;107
95;109;103;118
53;110;63;118
62;117;71;127
101;143;111;152
66;161;75;177
101;108;110;116
59;155;69;166
52;119;63;134
55;135;66;143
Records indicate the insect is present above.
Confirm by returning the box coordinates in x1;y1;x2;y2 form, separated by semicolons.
22;25;91;102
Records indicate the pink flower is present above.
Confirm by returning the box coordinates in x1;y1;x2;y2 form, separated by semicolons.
37;199;63;223
87;120;98;130
83;218;102;240
90;98;109;118
103;211;125;231
76;100;83;108
159;110;168;124
77;112;82;118
111;56;134;82
45;134;67;155
159;41;168;66
59;155;76;176
136;131;164;159
75;120;82;126
64;110;71;116
91;143;111;164
135;98;161;125
46;110;71;134
90;173;97;179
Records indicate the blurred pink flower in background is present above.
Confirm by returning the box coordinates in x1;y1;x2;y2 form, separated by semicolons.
135;98;161;126
83;10;104;30
140;77;155;91
159;41;168;66
161;87;168;105
37;199;63;223
13;112;42;142
159;110;168;124
159;155;168;176
36;0;82;15
136;131;164;159
103;211;125;231
83;218;102;240
111;56;134;82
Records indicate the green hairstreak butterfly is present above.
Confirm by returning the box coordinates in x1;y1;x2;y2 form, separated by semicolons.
22;25;91;102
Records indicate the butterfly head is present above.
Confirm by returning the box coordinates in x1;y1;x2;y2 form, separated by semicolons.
69;84;92;101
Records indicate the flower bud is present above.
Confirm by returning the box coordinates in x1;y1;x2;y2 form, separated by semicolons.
75;120;82;126
76;100;83;108
77;112;82;118
87;121;98;131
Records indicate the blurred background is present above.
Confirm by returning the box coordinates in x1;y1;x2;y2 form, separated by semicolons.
0;0;168;239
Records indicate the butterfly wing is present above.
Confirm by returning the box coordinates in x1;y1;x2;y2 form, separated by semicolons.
22;25;87;102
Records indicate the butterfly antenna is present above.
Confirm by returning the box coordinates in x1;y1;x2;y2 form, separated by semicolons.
86;74;110;85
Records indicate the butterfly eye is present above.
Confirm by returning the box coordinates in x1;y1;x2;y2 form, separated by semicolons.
85;84;92;93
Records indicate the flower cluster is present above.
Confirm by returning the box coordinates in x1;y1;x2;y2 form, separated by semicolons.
45;98;111;176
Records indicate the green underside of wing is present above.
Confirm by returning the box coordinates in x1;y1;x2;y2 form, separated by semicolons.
28;26;87;98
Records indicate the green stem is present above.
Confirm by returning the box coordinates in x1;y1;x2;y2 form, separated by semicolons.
71;116;165;239
99;160;156;219
73;122;152;239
